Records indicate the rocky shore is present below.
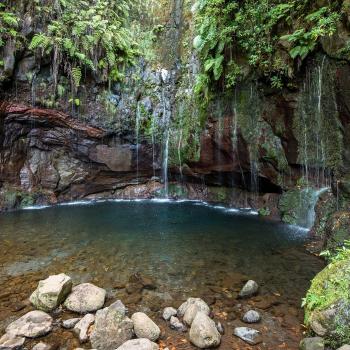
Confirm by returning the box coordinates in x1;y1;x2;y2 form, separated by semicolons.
0;269;345;350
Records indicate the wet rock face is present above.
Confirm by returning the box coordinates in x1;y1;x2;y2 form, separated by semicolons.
0;104;160;209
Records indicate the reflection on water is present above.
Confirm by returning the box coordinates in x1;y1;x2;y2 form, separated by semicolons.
0;200;321;302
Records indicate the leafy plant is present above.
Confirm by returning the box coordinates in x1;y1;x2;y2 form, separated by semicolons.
0;4;19;48
28;0;138;91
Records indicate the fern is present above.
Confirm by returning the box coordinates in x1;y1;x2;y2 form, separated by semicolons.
29;34;51;51
71;67;82;88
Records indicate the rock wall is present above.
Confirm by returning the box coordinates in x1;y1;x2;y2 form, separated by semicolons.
1;0;350;230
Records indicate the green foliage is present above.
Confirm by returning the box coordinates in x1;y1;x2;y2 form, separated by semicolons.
28;0;138;89
0;4;19;48
193;0;343;99
281;7;340;60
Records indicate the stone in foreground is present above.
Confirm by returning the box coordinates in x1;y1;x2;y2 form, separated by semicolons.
242;310;261;324
30;273;72;312
74;314;95;343
6;311;53;338
183;301;210;326
169;316;186;332
162;307;177;321
32;342;51;350
64;283;106;313
299;337;325;350
90;303;133;350
338;346;350;350
131;312;160;341
0;333;25;350
239;280;259;298
116;339;159;350
177;298;209;318
189;312;221;349
233;327;262;345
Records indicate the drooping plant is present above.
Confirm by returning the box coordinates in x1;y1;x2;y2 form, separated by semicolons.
28;0;138;92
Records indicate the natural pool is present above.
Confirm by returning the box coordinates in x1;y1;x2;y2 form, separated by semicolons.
0;200;323;349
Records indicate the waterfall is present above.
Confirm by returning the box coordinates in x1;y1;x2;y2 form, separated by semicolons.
135;101;141;184
305;187;329;229
161;84;171;197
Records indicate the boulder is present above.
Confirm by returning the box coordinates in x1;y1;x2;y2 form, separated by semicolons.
90;304;133;350
73;314;95;343
242;310;261;324
337;346;350;350
299;337;324;350
0;333;25;350
233;327;262;345
62;318;81;329
169;316;186;332
30;273;72;312
304;257;350;347
131;312;160;342
189;312;221;348
6;311;53;338
64;283;106;313
239;280;259;298
116;339;159;350
162;307;177;321
183;301;210;326
32;343;51;350
177;298;210;319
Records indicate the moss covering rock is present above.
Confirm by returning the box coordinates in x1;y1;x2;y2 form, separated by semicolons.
303;255;350;348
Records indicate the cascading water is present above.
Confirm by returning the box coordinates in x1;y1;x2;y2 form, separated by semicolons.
135;101;141;184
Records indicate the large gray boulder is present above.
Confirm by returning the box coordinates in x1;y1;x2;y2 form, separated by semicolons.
0;333;25;349
233;327;262;345
116;339;159;350
73;314;95;343
131;313;160;342
189;312;221;348
30;273;72;312
6;311;53;338
90;303;133;350
299;337;324;350
239;280;259;298
178;298;210;326
64;283;106;313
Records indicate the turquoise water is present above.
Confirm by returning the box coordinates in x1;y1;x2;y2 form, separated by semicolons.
0;200;322;305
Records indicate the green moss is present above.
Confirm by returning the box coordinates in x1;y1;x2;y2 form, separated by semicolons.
303;255;350;347
278;187;315;225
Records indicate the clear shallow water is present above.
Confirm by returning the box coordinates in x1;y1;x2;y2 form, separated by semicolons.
0;200;321;304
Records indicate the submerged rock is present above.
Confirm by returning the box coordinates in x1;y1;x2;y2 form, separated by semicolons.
242;310;261;324
109;300;127;315
299;337;324;350
233;327;262;345
90;303;133;350
6;311;53;338
162;307;177;321
169;316;186;332
116;338;158;350
64;283;106;313
189;312;221;348
62;318;81;329
131;312;160;341
73;314;95;343
239;280;259;298
32;342;51;350
30;273;72;312
0;333;25;349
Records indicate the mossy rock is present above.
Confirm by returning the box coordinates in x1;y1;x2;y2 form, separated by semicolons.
324;211;350;250
304;257;350;348
278;188;316;226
